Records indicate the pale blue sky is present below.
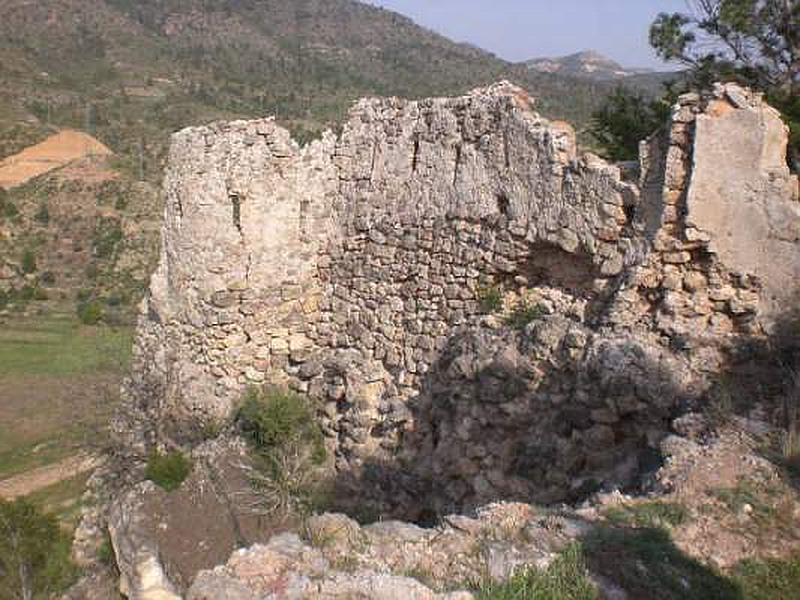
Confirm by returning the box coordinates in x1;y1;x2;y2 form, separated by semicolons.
364;0;688;69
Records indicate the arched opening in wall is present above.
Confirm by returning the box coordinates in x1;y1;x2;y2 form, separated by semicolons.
515;242;599;296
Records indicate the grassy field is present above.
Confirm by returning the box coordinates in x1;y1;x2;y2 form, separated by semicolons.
0;312;131;378
0;310;132;501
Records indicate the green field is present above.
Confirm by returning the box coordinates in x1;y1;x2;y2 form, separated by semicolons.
0;312;132;378
0;310;132;488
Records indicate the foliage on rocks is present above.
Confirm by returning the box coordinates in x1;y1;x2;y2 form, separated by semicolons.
144;450;192;492
505;301;548;330
475;544;597;600
237;387;328;516
238;387;326;462
478;284;504;314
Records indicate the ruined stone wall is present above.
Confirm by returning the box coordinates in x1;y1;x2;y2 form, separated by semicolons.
122;82;800;518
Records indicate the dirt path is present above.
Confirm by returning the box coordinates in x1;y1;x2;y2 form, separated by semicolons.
0;452;99;500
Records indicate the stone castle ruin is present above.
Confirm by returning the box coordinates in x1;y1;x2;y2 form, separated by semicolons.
121;81;800;521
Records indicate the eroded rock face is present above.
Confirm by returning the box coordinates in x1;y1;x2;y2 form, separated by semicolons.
120;82;800;520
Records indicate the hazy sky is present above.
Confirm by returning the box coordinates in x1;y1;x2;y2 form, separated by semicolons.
365;0;689;69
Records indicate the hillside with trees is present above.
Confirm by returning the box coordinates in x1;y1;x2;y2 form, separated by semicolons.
0;0;657;176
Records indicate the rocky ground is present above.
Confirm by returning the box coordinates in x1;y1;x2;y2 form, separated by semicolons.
94;412;799;599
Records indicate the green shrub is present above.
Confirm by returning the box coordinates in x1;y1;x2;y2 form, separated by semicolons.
476;544;597;600
34;203;50;225
237;387;328;515
506;301;548;330
734;553;800;600
478;284;503;314
0;194;18;219
77;300;104;325
21;249;37;274
606;501;690;530
0;498;80;598
145;451;192;492
238;387;326;463
92;218;123;259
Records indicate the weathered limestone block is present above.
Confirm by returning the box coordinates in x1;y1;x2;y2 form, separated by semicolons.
683;83;800;319
108;483;181;600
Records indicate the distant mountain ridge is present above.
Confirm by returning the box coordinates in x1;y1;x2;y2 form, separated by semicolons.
524;50;659;81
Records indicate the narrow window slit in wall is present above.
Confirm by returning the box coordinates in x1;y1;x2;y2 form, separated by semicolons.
412;136;420;173
497;193;511;217
230;193;243;235
299;198;310;236
453;143;462;186
369;142;379;182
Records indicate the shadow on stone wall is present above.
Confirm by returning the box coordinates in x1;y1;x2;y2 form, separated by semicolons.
324;316;698;524
319;299;800;524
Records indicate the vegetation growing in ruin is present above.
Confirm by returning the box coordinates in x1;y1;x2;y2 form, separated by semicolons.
605;501;690;530
505;301;548;330
475;544;597;600
478;284;504;314
239;387;326;460
237;387;328;516
145;450;192;492
0;499;80;600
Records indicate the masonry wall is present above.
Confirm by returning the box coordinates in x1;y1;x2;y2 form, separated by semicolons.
121;82;800;518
